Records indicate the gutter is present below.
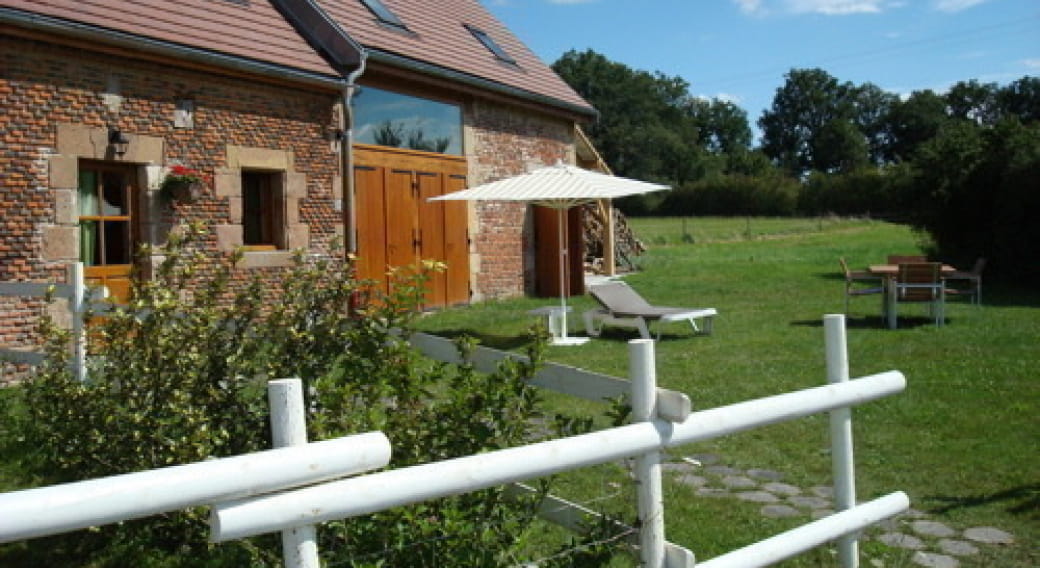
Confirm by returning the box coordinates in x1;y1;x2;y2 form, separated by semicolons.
367;49;599;121
0;8;342;89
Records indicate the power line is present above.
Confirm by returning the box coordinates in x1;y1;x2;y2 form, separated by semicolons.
699;14;1040;91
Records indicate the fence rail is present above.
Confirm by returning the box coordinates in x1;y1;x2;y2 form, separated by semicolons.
0;263;106;382
0;314;906;567
210;369;904;545
409;332;692;421
0;431;390;544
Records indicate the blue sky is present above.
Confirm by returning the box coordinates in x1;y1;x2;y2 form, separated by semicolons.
483;0;1039;139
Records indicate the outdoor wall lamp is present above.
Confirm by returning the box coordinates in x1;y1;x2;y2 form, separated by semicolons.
108;128;130;157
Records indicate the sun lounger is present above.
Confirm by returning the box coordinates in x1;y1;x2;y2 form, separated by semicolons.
583;281;717;341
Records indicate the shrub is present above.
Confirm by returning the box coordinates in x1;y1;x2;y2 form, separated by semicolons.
798;167;909;218
906;119;1040;279
7;223;570;566
659;174;799;216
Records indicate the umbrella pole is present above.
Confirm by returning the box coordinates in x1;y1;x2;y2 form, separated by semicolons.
558;207;569;340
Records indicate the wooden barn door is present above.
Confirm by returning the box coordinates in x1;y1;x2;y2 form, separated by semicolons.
534;205;584;298
442;174;470;305
353;146;469;309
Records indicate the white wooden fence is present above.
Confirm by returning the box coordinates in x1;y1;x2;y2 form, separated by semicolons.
0;262;102;383
0;314;906;567
0;378;391;568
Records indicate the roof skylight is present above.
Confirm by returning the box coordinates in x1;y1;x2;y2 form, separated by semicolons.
360;0;407;30
464;24;516;65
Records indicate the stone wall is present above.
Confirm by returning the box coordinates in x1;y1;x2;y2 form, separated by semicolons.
464;99;575;300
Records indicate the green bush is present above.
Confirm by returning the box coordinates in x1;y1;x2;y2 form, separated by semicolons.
906;119;1040;279
5;223;577;566
798;166;910;217
658;174;799;216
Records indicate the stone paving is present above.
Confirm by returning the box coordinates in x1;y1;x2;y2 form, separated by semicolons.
662;453;1016;568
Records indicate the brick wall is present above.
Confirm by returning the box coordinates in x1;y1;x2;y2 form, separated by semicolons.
465;99;575;300
0;33;343;372
0;32;582;373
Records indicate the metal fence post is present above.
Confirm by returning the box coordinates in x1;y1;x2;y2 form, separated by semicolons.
630;339;665;568
268;378;321;568
824;314;858;568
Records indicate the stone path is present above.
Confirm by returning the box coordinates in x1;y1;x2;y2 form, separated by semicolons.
663;453;1016;568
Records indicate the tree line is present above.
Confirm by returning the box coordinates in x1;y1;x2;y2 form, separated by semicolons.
553;49;1040;278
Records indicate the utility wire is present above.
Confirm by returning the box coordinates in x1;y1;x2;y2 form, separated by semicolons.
699;14;1040;90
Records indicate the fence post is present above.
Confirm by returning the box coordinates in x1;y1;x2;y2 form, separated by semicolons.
824;315;858;568
68;262;87;383
629;339;665;568
268;379;320;568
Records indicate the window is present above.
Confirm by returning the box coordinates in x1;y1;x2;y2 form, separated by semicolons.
242;171;284;250
78;165;132;266
464;24;516;65
353;86;463;155
359;0;407;30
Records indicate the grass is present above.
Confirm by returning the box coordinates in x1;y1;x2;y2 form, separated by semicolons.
1;217;1034;566
414;217;1039;566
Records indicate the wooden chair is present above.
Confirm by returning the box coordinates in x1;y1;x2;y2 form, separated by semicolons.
893;262;945;327
839;257;882;315
887;254;927;264
945;257;986;305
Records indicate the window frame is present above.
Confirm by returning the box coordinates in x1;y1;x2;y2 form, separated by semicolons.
359;0;408;30
241;170;285;251
464;24;517;65
78;162;135;267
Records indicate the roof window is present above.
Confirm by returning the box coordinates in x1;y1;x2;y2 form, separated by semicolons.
360;0;407;30
464;24;516;65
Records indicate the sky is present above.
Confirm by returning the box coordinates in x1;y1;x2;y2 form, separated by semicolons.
482;0;1039;140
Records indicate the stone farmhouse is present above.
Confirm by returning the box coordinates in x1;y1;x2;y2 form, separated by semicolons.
0;0;601;351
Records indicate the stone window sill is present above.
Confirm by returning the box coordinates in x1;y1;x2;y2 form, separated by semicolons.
238;250;293;269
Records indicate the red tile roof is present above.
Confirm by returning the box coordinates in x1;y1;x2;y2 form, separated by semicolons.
0;0;595;118
318;0;595;117
0;0;339;78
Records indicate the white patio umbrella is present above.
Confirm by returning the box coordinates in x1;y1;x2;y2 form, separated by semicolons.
431;162;669;345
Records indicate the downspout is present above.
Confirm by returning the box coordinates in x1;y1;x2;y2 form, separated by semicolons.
267;0;366;255
342;54;368;254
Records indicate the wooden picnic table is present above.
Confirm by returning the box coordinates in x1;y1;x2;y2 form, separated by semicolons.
869;264;955;329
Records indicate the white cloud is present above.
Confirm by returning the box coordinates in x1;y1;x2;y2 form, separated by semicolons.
696;93;745;104
735;0;903;16
932;0;989;13
1024;58;1040;69
733;0;767;15
785;0;885;15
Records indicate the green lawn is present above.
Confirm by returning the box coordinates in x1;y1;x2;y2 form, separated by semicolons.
415;217;1039;566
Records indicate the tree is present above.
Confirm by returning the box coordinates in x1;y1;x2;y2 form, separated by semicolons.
848;82;899;164
758;68;859;175
812;118;869;173
553;49;756;190
885;89;949;162
686;98;752;155
554;50;672;181
945;79;1000;125
996;76;1040;123
906;118;1040;278
374;120;405;147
